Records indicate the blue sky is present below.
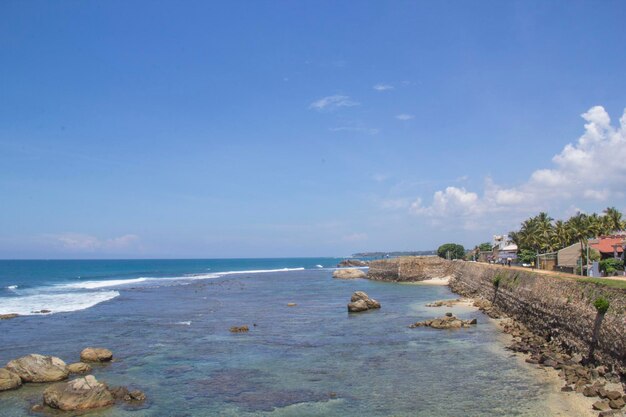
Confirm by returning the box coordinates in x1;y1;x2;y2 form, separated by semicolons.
1;1;626;258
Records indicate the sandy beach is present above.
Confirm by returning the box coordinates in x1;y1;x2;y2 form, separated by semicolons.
416;276;451;285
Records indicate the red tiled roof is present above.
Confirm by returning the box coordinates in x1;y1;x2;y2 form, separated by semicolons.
589;236;625;254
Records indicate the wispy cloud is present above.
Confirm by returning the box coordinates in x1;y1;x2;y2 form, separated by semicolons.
380;198;411;210
395;114;414;120
342;232;368;242
373;84;394;91
372;173;390;183
50;233;140;252
329;126;379;135
309;95;359;111
409;105;626;230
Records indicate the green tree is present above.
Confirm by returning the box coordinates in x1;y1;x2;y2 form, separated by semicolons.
437;243;465;260
518;249;536;264
478;242;492;251
599;258;624;275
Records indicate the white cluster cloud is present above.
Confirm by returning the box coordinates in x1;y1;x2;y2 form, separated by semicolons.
53;233;140;252
309;95;359;110
410;106;626;229
373;84;394;91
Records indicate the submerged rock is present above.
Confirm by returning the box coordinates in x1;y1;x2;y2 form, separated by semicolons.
230;326;249;333
43;375;115;411
80;347;113;363
425;299;462;307
0;313;19;320
0;368;22;391
6;354;69;383
332;269;367;279
409;315;477;329
347;291;381;312
68;362;92;374
110;386;147;403
287;303;297;307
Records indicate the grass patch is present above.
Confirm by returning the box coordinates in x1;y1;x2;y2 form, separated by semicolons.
579;278;626;290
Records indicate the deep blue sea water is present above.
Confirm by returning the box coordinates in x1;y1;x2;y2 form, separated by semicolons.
1;259;558;416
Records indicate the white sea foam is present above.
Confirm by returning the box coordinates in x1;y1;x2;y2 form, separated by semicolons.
0;290;120;315
6;285;18;290
57;277;149;289
315;265;323;268
215;267;305;276
175;321;192;326
51;268;305;292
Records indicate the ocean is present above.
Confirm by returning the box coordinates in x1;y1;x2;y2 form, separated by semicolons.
1;258;559;416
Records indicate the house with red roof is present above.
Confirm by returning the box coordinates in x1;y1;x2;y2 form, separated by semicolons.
588;235;625;261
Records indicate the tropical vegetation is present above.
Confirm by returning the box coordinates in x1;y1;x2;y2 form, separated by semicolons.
509;207;625;256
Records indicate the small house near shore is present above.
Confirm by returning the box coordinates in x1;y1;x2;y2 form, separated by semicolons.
556;235;626;274
492;234;518;263
557;243;581;274
589;235;625;261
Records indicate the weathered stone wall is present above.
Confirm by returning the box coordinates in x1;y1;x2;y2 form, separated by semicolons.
367;256;457;282
368;257;626;375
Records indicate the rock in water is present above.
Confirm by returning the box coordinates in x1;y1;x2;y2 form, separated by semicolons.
110;386;147;403
0;368;22;391
43;375;114;411
348;299;369;312
230;326;249;333
347;291;381;312
332;269;367;279
0;313;19;320
80;348;113;363
5;354;69;383
337;259;369;267
68;362;92;374
409;315;477;329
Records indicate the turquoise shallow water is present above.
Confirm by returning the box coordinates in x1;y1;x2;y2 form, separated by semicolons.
0;261;553;416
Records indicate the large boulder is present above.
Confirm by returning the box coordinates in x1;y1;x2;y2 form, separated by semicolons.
43;375;114;411
6;354;69;383
80;347;113;363
333;269;367;279
347;291;381;312
0;368;22;391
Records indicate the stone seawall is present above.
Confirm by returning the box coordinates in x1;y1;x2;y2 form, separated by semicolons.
367;256;457;282
368;257;626;375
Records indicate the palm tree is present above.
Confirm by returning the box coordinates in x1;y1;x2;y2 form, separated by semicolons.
588;213;609;237
566;212;592;275
603;207;624;232
553;220;572;250
534;212;555;252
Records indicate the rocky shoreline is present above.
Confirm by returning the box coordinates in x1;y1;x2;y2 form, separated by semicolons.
0;348;146;414
363;256;626;417
410;277;625;416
